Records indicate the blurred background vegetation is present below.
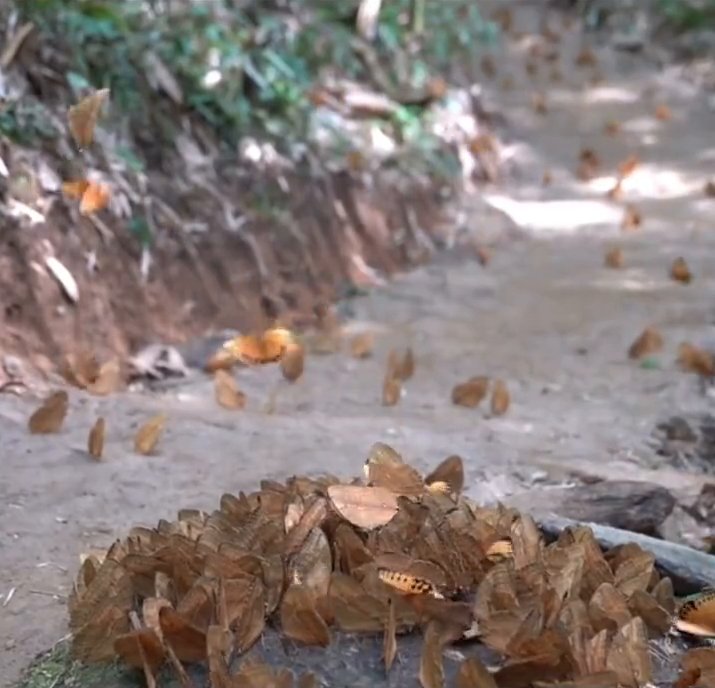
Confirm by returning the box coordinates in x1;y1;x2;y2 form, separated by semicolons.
4;0;712;153
14;0;497;147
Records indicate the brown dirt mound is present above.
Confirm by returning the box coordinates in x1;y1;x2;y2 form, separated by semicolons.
0;163;451;371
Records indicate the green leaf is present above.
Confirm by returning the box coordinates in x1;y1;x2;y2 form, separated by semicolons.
114;146;144;173
67;71;91;93
128;215;152;247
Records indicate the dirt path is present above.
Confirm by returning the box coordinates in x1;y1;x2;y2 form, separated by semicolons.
3;7;715;686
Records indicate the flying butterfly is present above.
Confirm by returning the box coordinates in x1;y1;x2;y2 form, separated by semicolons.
377;568;444;600
221;328;294;366
675;590;715;638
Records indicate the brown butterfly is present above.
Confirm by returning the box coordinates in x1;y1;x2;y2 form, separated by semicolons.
363;442;424;496
68;89;110;148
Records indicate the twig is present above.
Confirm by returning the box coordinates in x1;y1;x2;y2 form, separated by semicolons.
29;589;67;600
2;586;16;607
87;214;113;243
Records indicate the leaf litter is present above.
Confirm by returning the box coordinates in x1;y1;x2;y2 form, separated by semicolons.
66;444;697;687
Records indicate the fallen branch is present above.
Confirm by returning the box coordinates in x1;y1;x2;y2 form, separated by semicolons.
536;513;715;595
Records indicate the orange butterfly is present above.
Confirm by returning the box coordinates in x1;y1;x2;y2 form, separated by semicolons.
62;180;110;215
377;568;444;599
222;328;294;365
676;590;715;637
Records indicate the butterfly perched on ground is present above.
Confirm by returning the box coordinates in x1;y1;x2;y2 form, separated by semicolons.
61;179;110;215
675;590;715;638
221;328;294;365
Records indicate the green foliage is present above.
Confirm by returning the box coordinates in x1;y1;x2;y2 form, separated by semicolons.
656;0;715;31
19;0;496;177
0;100;57;145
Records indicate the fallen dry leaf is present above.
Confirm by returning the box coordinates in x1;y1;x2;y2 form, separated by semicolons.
491;380;510;416
327;484;398;530
68;88;110;148
350;332;374;359
281;342;305;382
0;21;35;69
604;247;624;269
628;327;663;360
677;342;715;377
134;414;166;455
28;390;68;434
213;370;246;410
621;205;642;232
655;104;672;121
670;257;692;284
222;328;294;365
88;417;105;460
452;376;489;408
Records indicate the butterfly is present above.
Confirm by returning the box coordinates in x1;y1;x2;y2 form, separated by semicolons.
377;568;444;599
221;328;294;365
61;180;110;215
485;539;514;563
675;590;715;638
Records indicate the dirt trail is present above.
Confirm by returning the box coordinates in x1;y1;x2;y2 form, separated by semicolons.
2;7;715;686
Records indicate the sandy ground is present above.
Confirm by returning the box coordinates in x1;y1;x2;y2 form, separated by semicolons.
2;7;715;686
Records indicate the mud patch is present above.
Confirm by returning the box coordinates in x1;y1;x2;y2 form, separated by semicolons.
653;415;715;475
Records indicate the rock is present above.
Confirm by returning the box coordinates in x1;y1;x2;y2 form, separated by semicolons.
504;480;675;536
